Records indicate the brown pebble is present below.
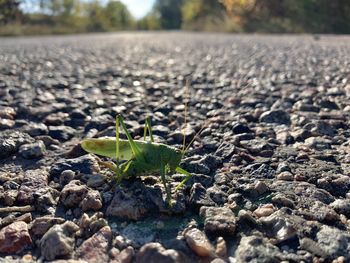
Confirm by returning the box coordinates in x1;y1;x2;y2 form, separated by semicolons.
294;174;307;181
185;228;215;258
215;237;227;259
253;207;275;218
276;171;294;181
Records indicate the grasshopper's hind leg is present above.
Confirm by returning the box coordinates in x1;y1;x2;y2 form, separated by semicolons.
118;115;145;162
174;166;193;192
160;163;172;207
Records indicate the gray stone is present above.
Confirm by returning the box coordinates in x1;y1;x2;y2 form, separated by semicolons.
271;194;295;208
45;112;69;125
0;131;34;159
240;139;275;156
136;242;188;263
276;162;291;174
304;137;331;150
259;110;290;125
259;211;297;242
121;224;155;248
36;135;60;146
307;201;339;223
2;189;17;206
329;176;350;197
243;181;269;199
80;189;103;211
317;99;339;110
170;126;196;144
200;206;236;235
152;125;171;137
23;122;48;137
60;180;89;208
85;173;107;188
48;125;76;141
316;225;350;260
232;122;252;134
189;183;216;208
59;170;75;186
294;182;335;204
17;169;48;205
199;154;222;171
84;114;114;132
215;142;236;159
29;216;65;238
206;186;227;205
310;120;336;136
78;213;108;238
244;163;275;179
294;102;320;112
106;188;148;220
34;187;60;211
40;221;79;261
50;155;99;177
327;87;344;96
234;236;281;263
183;160;211;175
18;140;46;159
330;199;350;217
300;238;328;258
237;210;258;226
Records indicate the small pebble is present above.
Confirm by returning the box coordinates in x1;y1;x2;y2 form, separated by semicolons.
276;171;294;181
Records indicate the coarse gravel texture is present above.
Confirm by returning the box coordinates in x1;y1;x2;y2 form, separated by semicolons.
0;32;350;262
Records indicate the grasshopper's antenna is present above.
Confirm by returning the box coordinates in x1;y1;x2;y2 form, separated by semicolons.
181;78;190;154
115;115;119;165
181;78;207;157
183;124;206;155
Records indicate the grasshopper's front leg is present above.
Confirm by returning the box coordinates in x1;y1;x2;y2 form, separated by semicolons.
160;163;172;207
95;156;122;183
113;115;122;183
174;166;193;192
94;115;124;183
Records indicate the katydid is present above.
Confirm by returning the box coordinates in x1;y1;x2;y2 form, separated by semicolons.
81;115;195;206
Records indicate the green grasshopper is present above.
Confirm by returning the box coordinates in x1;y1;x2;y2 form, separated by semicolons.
81;114;195;206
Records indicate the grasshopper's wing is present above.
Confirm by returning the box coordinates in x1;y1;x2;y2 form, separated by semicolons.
81;137;133;160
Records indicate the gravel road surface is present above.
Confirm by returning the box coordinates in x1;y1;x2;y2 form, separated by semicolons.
1;32;350;262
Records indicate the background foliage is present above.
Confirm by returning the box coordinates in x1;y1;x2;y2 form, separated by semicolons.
1;0;350;35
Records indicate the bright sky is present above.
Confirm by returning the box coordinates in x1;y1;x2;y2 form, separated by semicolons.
120;0;155;18
21;0;156;19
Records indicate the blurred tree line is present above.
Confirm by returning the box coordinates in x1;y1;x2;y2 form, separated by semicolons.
0;0;135;34
220;0;350;33
1;0;350;35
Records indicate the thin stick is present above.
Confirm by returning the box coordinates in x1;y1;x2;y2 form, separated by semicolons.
0;205;34;214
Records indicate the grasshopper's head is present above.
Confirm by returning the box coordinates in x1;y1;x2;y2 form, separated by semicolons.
161;145;182;172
